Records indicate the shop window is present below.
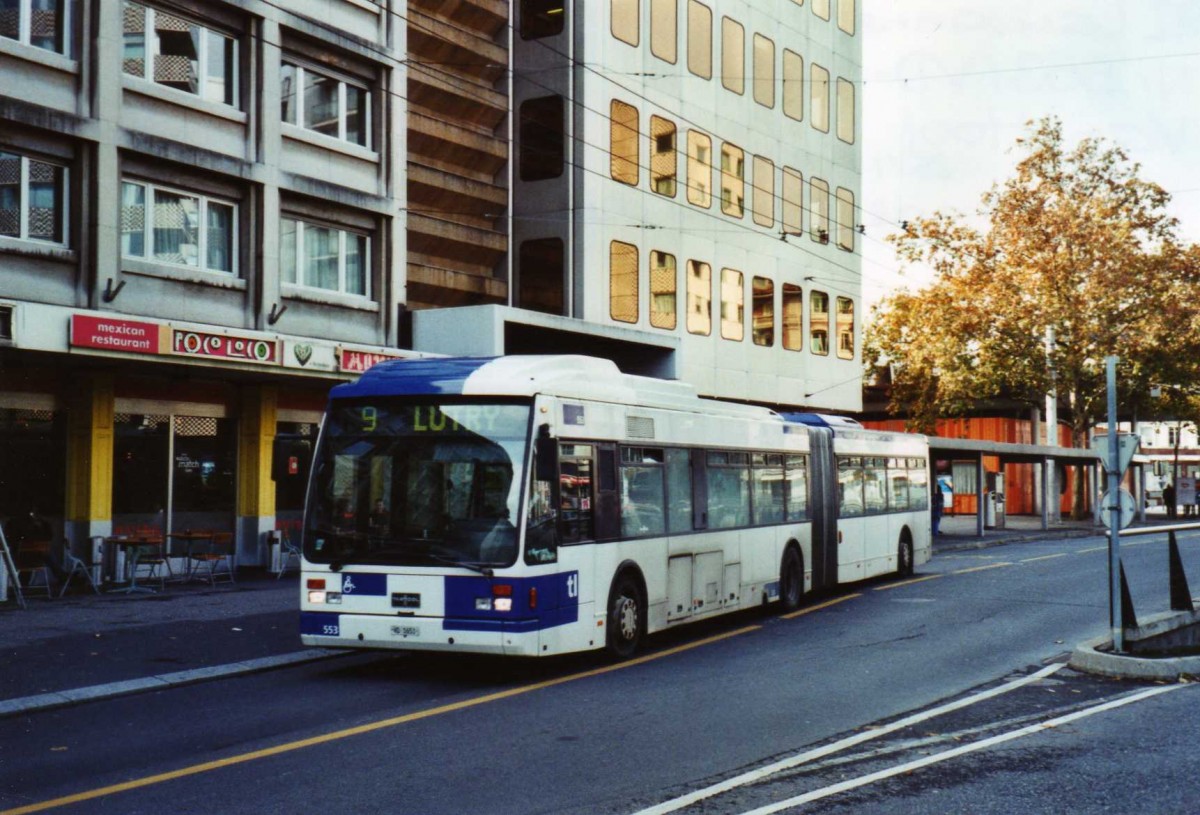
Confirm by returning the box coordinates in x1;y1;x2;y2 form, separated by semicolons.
612;0;638;46
686;0;711;79
123;2;237;107
281;216;370;297
812;0;830;20
836;296;854;359
686;130;712;208
835;186;855;250
281;61;370;148
783;49;803;121
782;166;802;236
610;99;639;186
810;289;829;355
837;0;855;34
810;176;829;243
2;0;71;55
113;413;169;521
650;250;677;330
720;267;743;341
610;240;638;323
752;276;773;346
686;259;711;335
520;0;564;40
837;77;855;143
518;238;565;315
782;283;802;350
720;16;743;95
752;33;774;108
650;115;677;197
121;180;235;273
0;151;67;244
752;154;774;228
651;0;676;63
811;63;829;133
720;142;744;218
519;95;564;181
0;408;66;523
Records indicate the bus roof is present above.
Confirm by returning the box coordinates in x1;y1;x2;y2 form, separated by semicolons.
331;356;781;421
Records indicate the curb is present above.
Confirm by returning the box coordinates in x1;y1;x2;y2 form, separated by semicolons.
934;528;1099;554
1068;636;1200;681
0;648;348;719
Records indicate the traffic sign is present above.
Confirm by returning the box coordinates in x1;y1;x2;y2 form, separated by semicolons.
1091;433;1139;474
1101;488;1136;530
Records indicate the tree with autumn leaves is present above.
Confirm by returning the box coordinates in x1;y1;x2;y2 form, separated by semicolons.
866;117;1200;518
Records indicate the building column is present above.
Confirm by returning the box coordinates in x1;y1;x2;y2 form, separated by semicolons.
65;374;114;555
237;384;277;567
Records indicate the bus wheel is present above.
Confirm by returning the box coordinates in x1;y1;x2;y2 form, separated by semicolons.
780;547;804;613
898;535;914;577
606;573;644;660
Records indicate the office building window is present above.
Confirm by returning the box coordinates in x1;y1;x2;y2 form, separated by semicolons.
281;62;370;148
687;0;711;79
720;142;744;218
610;100;640;186
810;177;829;243
610;240;639;323
782;167;802;236
721;16;743;94
720;268;743;341
518;238;564;315
782;283;802;350
650;250;677;329
281;217;369;297
783;49;803;121
1;0;71;55
752;276;773;346
837;78;855;143
810;290;829;355
837;0;855;34
812;0;830;20
836;296;854;359
612;0;638;46
752;34;774;108
686;259;711;335
811;63;829;133
651;0;676;63
0;151;66;244
519;95;564;181
649;116;677;197
836;186;855;251
520;0;564;39
752;155;774;228
121;180;234;272
123;2;237;107
686;130;712;208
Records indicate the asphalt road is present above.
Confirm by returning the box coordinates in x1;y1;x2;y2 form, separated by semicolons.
2;531;1198;815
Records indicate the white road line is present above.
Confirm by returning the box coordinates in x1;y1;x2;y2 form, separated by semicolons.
737;682;1185;815
629;663;1063;815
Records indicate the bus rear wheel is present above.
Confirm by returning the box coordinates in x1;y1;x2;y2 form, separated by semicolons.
780;547;804;613
606;573;644;660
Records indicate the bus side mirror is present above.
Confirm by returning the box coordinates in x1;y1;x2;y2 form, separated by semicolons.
272;437;312;482
535;424;557;482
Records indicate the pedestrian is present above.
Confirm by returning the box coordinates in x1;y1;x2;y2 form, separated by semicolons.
1164;482;1176;520
931;481;944;535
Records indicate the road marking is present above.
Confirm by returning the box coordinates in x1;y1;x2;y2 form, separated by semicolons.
0;625;762;815
781;593;860;619
631;663;1064;815
1076;545;1108;554
1020;553;1069;564
873;574;944;592
735;682;1186;815
950;562;1013;575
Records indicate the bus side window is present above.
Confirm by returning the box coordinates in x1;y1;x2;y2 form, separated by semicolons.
558;444;595;543
665;448;693;532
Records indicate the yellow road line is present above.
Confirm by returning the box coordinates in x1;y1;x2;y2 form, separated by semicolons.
950;562;1013;575
1021;553;1069;564
782;593;861;619
1;624;761;815
873;574;944;592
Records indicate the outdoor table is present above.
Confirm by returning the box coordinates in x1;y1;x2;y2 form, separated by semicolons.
106;535;164;594
166;530;215;582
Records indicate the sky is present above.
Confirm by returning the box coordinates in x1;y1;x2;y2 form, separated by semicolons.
861;0;1200;308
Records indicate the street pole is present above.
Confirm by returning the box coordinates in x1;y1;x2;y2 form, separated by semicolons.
1106;356;1123;653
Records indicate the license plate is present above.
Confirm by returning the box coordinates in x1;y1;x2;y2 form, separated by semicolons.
391;625;420;639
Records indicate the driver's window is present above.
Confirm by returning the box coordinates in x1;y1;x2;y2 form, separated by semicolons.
558;444;594;542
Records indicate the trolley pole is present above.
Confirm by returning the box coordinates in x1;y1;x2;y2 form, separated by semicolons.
1106;356;1123;653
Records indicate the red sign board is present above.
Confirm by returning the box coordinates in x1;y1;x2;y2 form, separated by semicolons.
71;315;163;355
172;329;279;364
339;348;402;373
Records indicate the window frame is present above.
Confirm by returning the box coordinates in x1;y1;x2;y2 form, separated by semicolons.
518;95;565;181
611;0;639;46
720;141;744;219
280;215;372;299
752;33;775;108
751;276;774;347
836;77;855;144
835;186;855;251
0;150;69;246
782;49;804;121
810;62;830;133
280;60;372;149
122;1;239;109
751;154;774;228
810;176;830;243
519;0;565;40
810;289;829;356
120;178;237;275
686;130;712;209
837;0;855;35
686;258;712;336
649;249;677;330
836;295;855;360
720;16;743;95
609;239;639;324
650;0;677;64
782;283;803;351
2;0;71;56
720;267;744;341
610;99;640;186
686;0;712;79
649;115;677;197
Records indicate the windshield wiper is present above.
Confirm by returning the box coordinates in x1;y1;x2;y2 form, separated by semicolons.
425;552;494;577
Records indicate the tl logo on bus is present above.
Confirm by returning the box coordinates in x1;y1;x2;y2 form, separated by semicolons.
566;573;578;599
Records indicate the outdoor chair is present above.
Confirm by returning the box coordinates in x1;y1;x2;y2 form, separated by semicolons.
59;546;101;596
14;540;54;599
189;532;236;585
276;530;301;579
130;541;171;590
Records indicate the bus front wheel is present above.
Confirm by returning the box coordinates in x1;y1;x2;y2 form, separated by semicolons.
898;534;914;577
606;573;644;659
780;547;804;613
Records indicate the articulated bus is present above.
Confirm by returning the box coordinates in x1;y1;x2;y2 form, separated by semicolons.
296;356;931;658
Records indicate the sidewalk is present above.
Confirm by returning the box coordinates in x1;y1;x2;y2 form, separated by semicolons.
933;509;1187;554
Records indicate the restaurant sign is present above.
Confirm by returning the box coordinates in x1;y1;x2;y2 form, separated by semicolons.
70;315;166;355
338;347;405;373
171;328;279;365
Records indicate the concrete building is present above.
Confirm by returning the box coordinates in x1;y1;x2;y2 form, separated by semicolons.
0;0;861;567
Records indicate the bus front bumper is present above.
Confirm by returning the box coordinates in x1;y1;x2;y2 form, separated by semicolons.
301;611;541;656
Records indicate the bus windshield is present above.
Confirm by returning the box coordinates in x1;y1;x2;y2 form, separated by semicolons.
304;402;531;570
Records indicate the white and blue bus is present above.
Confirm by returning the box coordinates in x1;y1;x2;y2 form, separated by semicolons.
295;356;931;658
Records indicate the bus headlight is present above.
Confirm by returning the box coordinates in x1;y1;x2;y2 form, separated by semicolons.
308;590;326;604
475;597;492;611
494;598;513;612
